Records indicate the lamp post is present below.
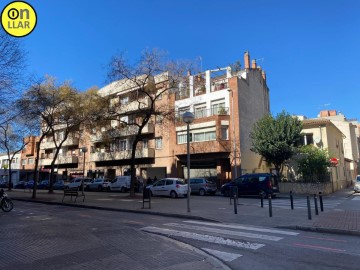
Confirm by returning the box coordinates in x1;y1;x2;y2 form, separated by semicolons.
228;89;237;179
81;147;87;193
183;111;194;213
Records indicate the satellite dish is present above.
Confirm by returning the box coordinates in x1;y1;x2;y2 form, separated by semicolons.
314;136;321;144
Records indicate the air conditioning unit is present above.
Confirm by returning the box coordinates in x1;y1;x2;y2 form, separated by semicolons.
111;120;119;128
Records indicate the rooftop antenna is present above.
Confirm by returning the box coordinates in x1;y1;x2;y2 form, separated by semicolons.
197;56;203;73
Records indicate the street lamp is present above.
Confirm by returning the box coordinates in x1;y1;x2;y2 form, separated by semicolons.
81;147;88;193
183;111;194;213
228;89;237;179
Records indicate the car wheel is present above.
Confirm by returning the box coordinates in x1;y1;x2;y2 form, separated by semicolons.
170;191;177;199
199;189;206;196
120;187;125;193
97;186;102;192
224;189;230;197
106;187;110;192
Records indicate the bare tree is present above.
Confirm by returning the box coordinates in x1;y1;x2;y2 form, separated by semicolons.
0;29;26;118
106;49;194;196
0;120;31;190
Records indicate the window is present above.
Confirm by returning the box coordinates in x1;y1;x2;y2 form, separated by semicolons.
177;132;192;144
143;139;148;149
166;180;173;185
155;137;162;149
300;134;314;145
221;126;228;140
211;99;226;115
194;104;207;118
21;159;26;166
28;158;34;165
120;96;129;105
119;140;127;151
193;130;216;142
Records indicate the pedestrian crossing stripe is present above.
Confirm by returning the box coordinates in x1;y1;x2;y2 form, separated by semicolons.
141;226;265;250
163;223;283;241
202;248;242;262
183;220;299;236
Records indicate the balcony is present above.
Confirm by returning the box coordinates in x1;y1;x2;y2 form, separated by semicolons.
176;107;229;123
90;123;155;142
175;140;231;156
90;148;155;162
41;137;80;149
110;97;151;114
40;156;79;166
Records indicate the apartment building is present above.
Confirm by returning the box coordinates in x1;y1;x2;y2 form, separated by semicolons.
38;52;270;185
318;110;359;179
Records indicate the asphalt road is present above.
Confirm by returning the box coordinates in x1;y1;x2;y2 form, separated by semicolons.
1;201;360;269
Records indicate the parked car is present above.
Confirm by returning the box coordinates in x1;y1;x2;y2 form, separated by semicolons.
221;173;279;198
38;180;50;190
189;178;217;196
0;180;8;188
108;176;131;192
146;178;189;198
86;178;111;191
65;178;92;190
54;180;65;190
14;181;26;189
354;175;360;193
25;180;34;189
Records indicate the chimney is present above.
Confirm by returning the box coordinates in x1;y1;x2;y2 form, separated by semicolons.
244;51;250;69
261;71;266;81
252;59;257;69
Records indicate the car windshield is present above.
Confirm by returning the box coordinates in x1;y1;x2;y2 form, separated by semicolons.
176;180;185;185
357;176;360;182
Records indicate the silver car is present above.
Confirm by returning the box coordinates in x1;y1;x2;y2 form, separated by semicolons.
189;178;217;196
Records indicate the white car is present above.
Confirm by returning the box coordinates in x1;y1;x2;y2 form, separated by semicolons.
65;178;92;190
354;175;360;193
108;176;131;192
85;178;111;191
146;178;189;198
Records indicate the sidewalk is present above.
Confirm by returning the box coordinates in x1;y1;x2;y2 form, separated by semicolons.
6;187;360;236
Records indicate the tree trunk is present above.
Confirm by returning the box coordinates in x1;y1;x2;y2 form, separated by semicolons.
7;162;12;191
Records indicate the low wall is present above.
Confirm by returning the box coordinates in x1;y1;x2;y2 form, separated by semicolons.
279;179;353;195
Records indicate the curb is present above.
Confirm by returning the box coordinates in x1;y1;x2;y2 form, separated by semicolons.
12;198;221;223
277;225;360;237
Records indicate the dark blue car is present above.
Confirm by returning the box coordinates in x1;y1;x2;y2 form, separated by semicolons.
38;180;50;189
221;173;279;198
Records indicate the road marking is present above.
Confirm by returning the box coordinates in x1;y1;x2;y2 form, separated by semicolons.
141;227;265;250
293;243;346;253
202;248;242;262
184;221;299;236
352;196;360;200
302;236;346;243
164;223;283;241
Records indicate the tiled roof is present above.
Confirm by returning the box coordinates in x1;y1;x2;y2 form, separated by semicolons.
302;119;332;126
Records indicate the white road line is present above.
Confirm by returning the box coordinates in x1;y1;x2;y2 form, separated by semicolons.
164;223;283;241
202;248;242;262
141;226;265;250
184;221;299;236
352;197;360;200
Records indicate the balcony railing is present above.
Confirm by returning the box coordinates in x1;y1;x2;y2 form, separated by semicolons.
41;137;79;149
176;107;229;122
90;123;155;142
40;155;79;166
110;97;151;114
90;148;155;162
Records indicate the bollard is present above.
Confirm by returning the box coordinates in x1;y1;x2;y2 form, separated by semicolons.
314;194;319;215
307;196;312;220
234;191;238;214
268;194;272;217
290;191;294;210
260;194;264;208
142;188;151;209
319;192;324;212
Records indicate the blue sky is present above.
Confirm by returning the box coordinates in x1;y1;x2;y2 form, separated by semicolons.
8;0;360;120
